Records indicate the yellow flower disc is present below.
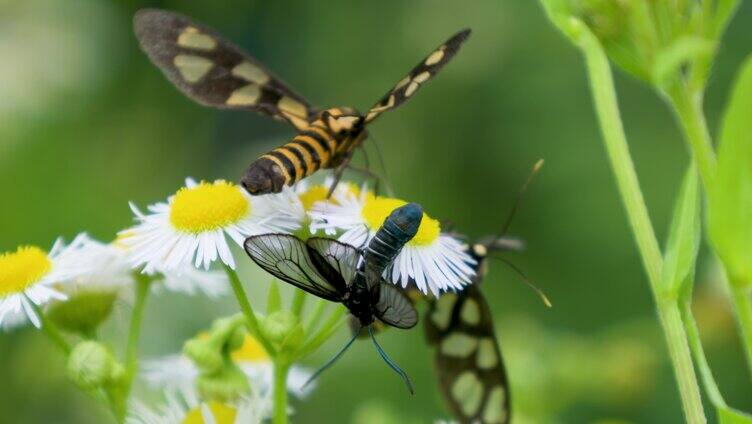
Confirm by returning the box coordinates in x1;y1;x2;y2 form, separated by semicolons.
183;402;237;424
361;194;440;246
298;185;330;211
0;246;52;297
232;334;269;362
170;181;249;233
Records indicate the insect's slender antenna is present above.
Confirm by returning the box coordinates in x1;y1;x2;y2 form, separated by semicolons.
368;135;395;197
497;159;545;238
302;328;361;390
368;325;414;394
488;255;552;308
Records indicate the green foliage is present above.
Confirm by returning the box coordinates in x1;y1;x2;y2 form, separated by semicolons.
267;280;282;314
709;55;752;287
661;166;701;299
718;406;752;424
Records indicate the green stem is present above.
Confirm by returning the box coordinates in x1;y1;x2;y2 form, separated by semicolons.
292;289;307;317
729;281;752;377
272;361;290;424
298;306;347;358
574;23;706;423
27;299;71;354
667;85;717;192
224;265;277;358
680;298;727;407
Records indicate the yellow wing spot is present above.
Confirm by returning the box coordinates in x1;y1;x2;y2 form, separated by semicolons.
370;95;396;114
483;386;507;424
174;54;214;83
232;62;270;85
227;84;261;106
440;332;478;358
476;338;498;370
413;71;431;84
278;97;308;119
431;293;457;330
177;26;217;51
395;76;411;90
452;372;484;417
425;49;445;66
460;298;481;325
405;81;419;97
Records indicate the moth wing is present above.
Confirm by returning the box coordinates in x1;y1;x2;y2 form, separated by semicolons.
306;237;362;286
364;28;471;124
424;286;510;424
374;282;418;329
134;8;316;130
243;234;345;301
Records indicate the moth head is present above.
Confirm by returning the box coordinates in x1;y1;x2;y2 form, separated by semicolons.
322;109;364;136
241;160;286;195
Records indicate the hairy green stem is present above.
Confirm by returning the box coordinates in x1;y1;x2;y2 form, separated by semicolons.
576;24;706;422
729;281;752;377
27;299;71;354
272;361;290;424
667;85;717;192
680;298;727;406
224;265;277;358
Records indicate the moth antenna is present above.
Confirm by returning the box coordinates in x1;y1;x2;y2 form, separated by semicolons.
489;256;552;308
369;135;395;197
302;328;360;390
497;159;544;238
368;326;414;394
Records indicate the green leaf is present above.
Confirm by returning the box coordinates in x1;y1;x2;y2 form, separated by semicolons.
714;0;741;37
662;165;701;297
652;36;716;89
267;280;281;314
718;405;752;424
709;55;752;286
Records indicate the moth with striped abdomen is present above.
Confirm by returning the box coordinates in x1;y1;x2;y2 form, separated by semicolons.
133;9;471;195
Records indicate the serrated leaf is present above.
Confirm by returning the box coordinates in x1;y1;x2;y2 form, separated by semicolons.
267;280;281;314
652;36;716;88
662;165;701;297
708;55;752;286
718;405;752;424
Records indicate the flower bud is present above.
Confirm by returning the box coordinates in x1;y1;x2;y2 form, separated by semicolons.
196;362;250;403
67;341;124;390
184;338;223;374
47;291;117;336
261;310;304;351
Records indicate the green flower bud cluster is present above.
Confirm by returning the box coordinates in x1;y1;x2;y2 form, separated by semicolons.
67;341;125;391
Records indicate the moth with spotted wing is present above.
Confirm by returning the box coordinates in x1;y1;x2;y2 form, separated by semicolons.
134;9;470;195
243;203;424;392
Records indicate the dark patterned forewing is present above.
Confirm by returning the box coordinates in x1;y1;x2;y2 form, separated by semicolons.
244;234;345;301
306;238;361;286
424;286;510;424
134;8;315;130
364;29;471;123
373;282;418;329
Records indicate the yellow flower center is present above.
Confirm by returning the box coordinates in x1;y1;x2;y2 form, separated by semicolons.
361;194;440;246
0;246;52;297
182;402;237;424
170;180;249;233
232;334;269;362
298;185;330;211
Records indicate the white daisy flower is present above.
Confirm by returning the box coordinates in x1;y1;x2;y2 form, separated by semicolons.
128;390;267;424
142;333;313;399
294;177;362;214
0;234;89;329
120;178;304;273
309;191;476;296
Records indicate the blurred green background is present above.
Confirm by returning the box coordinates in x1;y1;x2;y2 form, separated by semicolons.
1;0;751;422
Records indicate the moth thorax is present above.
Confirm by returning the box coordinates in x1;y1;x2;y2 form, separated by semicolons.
322;107;363;136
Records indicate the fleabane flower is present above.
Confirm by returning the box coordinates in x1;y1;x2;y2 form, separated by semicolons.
120;178;304;273
0;234;88;329
309;191;476;295
128;391;266;424
142;333;312;400
294;177;362;213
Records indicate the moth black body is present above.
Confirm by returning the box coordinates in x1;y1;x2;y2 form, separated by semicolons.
133;9;471;194
243;203;424;391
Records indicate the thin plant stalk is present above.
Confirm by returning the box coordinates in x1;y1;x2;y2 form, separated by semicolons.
291;289;307;317
574;22;706;422
729;281;752;376
224;265;277;358
119;273;152;422
27;298;70;354
272;361;291;424
680;298;727;407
